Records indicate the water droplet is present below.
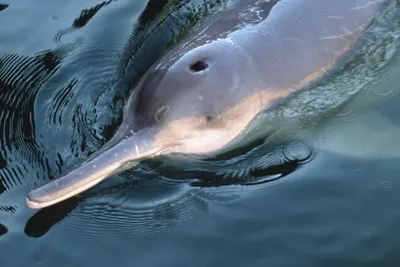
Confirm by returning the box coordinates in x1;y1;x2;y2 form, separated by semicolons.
348;164;359;172
283;141;314;162
327;127;340;140
316;134;326;142
381;181;391;190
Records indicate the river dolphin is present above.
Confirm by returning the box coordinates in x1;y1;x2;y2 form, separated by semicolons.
26;0;388;209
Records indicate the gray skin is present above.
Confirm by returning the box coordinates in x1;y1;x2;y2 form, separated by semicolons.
26;0;387;209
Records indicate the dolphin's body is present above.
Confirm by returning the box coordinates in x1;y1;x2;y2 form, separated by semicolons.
26;0;388;209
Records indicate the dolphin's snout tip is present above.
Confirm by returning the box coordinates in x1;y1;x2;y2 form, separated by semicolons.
25;188;56;209
26;188;79;209
25;194;43;209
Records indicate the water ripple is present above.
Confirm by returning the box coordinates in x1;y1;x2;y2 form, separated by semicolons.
54;0;119;45
0;47;73;190
0;205;16;215
48;78;77;126
150;140;314;188
45;140;311;245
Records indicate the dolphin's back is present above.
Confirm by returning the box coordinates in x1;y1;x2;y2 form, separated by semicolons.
229;0;387;89
151;0;389;117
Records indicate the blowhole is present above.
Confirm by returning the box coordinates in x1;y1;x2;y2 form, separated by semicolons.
189;60;209;73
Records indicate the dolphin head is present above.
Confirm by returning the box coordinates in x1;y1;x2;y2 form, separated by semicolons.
129;39;255;153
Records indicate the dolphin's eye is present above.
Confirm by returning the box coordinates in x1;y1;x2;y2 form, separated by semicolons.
189;59;209;73
205;115;215;122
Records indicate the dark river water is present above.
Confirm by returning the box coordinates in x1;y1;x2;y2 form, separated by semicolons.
0;0;400;266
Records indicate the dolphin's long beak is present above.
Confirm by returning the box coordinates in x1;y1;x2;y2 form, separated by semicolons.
26;130;161;209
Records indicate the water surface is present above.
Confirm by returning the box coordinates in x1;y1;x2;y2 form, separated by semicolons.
0;0;400;266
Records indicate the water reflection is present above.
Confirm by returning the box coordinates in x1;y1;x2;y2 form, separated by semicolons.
24;198;79;238
0;223;7;236
72;0;117;29
0;3;7;12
